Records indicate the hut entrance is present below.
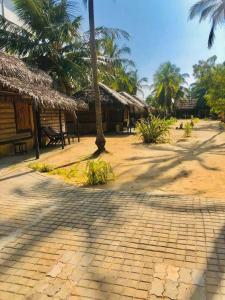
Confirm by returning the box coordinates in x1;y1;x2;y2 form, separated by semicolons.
65;112;77;135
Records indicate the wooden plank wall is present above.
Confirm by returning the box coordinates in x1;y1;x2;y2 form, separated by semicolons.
0;100;16;141
40;109;66;131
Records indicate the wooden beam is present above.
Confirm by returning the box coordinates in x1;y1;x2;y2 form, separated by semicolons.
76;111;80;143
32;104;40;159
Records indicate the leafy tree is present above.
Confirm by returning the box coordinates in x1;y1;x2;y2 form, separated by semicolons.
189;0;225;48
205;65;225;120
146;94;158;107
191;56;217;116
0;0;89;94
152;62;188;115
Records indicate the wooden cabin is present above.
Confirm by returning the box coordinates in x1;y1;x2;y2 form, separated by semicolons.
175;99;198;118
0;52;86;158
73;83;147;134
120;92;148;119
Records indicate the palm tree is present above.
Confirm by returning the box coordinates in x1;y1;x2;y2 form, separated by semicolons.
152;62;188;115
0;0;88;94
83;0;105;153
189;0;225;48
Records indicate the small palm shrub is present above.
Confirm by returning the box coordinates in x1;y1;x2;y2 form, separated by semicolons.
184;122;192;137
136;115;170;144
193;117;200;124
28;162;54;173
165;117;177;126
86;159;115;185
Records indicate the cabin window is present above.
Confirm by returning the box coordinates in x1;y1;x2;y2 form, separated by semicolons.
15;102;31;132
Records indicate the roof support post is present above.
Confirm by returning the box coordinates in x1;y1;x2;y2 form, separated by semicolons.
32;104;40;159
76;111;80;143
59;110;64;149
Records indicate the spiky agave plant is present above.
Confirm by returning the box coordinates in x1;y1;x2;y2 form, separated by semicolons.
136;115;170;144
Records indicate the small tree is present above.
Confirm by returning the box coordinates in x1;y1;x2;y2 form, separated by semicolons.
205;65;225;121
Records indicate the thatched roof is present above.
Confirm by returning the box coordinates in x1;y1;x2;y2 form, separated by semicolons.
120;92;147;110
73;82;132;107
176;99;198;110
0;52;87;111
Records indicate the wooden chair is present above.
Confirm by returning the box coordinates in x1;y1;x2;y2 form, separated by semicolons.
48;127;71;145
41;127;63;147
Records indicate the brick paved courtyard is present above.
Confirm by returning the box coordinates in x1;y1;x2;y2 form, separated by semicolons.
1;168;225;299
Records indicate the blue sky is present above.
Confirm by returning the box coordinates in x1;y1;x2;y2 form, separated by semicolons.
78;0;225;95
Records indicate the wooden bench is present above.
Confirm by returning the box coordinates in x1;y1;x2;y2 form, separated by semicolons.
0;133;33;145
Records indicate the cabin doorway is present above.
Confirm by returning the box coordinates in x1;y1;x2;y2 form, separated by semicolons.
65;112;77;135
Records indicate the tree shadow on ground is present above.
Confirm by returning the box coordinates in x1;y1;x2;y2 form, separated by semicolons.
1;171;225;298
0;175;127;298
116;131;225;191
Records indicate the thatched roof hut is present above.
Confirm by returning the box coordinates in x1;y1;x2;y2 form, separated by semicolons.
0;52;86;111
176;99;198;110
73;82;132;106
120;91;147;110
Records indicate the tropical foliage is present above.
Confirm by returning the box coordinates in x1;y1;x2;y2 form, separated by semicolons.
0;0;145;97
149;62;188;115
190;0;225;48
184;122;192;137
191;56;219;117
136;115;170;144
0;0;89;94
205;65;225;119
86;159;115;185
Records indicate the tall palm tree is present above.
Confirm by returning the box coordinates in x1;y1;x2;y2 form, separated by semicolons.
83;0;105;153
152;62;188;115
189;0;225;48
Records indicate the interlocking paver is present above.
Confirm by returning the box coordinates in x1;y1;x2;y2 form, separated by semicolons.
1;169;225;299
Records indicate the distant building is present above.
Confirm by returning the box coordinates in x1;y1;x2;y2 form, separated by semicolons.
175;99;198;118
0;0;22;25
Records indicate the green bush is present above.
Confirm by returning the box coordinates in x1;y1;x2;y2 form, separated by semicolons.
28;162;54;173
86;159;114;185
192;117;200;124
184;122;192;137
165;117;177;126
136;115;170;144
51;166;78;179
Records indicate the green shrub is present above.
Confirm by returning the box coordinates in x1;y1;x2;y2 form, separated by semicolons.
165;117;177;126
136;115;170;144
86;159;114;185
51;166;78;179
192;117;200;124
184;122;192;137
28;162;54;173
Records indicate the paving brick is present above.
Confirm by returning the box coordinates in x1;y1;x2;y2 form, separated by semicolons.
1;169;225;299
149;278;164;297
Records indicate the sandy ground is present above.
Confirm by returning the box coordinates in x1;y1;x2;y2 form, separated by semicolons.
40;120;225;198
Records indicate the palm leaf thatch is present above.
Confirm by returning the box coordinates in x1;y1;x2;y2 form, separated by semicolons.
120;91;147;109
0;52;87;111
73;82;133;106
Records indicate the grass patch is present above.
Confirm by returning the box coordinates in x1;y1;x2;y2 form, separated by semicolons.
86;159;115;185
50;165;79;179
165;117;177;126
192;117;200;124
28;162;54;173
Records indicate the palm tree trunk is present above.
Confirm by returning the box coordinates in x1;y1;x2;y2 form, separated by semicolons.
88;0;106;153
